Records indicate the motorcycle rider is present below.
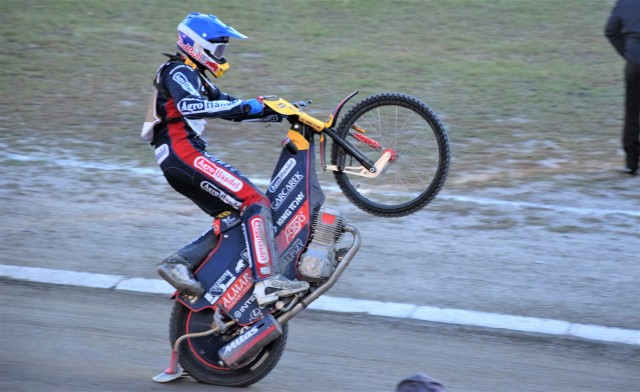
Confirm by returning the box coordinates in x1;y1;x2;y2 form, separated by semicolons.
141;12;309;306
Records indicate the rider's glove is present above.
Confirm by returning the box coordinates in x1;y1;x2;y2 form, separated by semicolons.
243;98;264;115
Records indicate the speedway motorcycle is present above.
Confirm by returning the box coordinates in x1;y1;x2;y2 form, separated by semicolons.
153;91;450;386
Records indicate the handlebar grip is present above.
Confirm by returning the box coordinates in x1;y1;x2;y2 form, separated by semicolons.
293;100;312;108
281;138;298;155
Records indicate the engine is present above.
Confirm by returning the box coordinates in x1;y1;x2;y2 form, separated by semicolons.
298;206;345;282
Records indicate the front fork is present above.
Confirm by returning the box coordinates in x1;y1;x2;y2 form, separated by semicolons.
319;126;395;178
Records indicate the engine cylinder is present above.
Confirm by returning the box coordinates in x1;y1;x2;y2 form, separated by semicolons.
298;207;345;282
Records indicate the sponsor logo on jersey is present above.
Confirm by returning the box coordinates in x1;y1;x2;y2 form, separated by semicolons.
172;72;199;96
250;308;263;320
234;295;254;319
194;156;243;192
178;97;239;115
200;181;241;209
241;249;250;267
204;100;236;110
178;99;204;113
154;144;169;164
268;158;296;193
221;214;241;227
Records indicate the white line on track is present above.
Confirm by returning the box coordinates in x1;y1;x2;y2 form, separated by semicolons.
2;264;638;346
4;152;639;217
439;194;640;217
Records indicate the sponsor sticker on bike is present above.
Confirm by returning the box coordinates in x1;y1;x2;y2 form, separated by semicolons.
204;270;236;305
276;201;309;251
276;191;305;227
271;172;304;210
250;217;271;265
234;258;248;274
233;294;264;322
268;158;296;193
280;238;304;269
221;322;260;356
220;268;252;310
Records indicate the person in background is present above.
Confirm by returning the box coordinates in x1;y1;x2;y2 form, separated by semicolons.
605;0;640;175
395;373;448;392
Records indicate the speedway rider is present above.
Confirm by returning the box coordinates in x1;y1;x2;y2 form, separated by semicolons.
141;12;309;306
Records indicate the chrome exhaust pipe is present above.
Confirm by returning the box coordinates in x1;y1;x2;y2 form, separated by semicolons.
277;223;361;324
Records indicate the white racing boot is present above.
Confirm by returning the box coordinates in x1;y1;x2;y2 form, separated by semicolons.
157;253;204;297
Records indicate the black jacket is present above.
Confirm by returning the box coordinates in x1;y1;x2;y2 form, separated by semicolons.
605;0;640;64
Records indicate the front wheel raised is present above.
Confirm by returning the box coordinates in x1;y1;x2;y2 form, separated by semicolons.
331;93;450;217
169;302;288;387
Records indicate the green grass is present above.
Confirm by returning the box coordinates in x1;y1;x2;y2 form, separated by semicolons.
0;0;624;189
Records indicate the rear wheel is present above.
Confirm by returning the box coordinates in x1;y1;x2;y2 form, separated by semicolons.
169;302;288;387
331;93;450;217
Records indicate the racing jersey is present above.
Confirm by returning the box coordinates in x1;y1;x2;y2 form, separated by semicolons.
142;56;264;142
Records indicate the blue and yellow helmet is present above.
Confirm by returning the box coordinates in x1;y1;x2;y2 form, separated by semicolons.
177;13;247;78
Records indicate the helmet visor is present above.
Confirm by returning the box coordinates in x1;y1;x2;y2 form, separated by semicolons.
205;41;227;61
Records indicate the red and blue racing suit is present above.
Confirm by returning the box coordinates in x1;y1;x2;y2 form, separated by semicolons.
143;55;281;280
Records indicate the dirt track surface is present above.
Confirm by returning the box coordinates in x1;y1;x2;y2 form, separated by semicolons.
2;281;638;392
1;136;638;330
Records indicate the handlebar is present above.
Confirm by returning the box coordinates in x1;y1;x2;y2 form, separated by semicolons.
262;94;377;172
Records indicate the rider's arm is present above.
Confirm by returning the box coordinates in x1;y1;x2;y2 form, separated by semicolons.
164;64;247;119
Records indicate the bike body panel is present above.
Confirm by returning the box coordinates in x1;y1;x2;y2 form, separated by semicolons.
268;130;325;277
175;126;325;327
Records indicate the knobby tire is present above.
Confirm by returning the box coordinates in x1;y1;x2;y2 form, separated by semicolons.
331;93;450;217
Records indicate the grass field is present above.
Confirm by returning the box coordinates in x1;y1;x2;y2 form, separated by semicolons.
0;0;627;189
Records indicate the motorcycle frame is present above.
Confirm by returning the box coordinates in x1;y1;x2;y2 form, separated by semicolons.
157;90;446;380
174;96;363;326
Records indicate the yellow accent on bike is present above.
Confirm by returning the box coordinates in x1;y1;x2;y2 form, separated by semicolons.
287;129;310;150
324;114;335;128
263;96;326;133
351;124;368;134
298;113;326;132
263;96;302;116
